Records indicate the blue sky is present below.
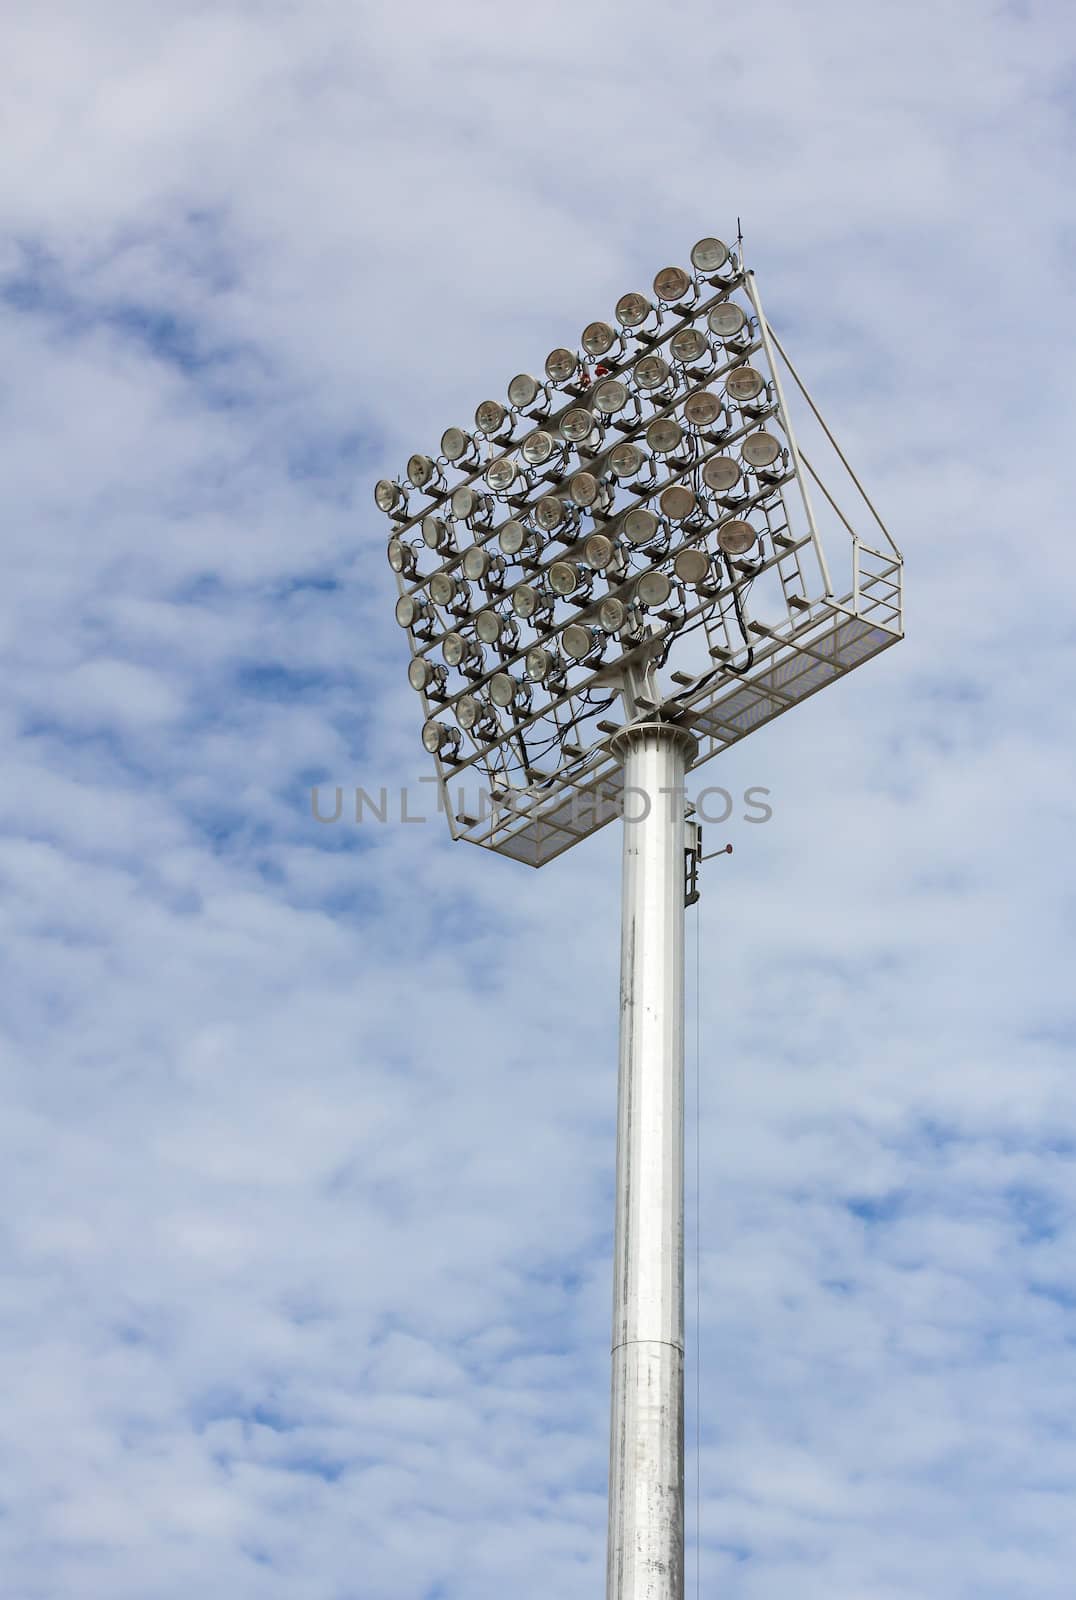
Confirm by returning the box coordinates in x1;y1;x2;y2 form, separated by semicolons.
3;1;1076;1596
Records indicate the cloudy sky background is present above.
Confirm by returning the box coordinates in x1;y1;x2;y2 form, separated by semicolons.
3;1;1076;1596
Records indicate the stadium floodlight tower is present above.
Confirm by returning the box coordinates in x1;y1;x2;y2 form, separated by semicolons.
376;233;903;1600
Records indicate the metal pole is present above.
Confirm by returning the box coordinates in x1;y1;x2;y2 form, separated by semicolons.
607;720;697;1600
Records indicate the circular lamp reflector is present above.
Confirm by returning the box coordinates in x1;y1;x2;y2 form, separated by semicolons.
671;328;709;364
409;657;436;692
485;457;517;492
616;292;651;328
475;399;507;434
726;366;764;402
499;520;527;556
513;583;542;619
534;495;564;530
462;546;490;581
422;514;448;548
455;694;483;730
584;533;614;569
387;537;408;573
429;572;456;606
653;265;691;303
526;646;554;681
475;609;503;643
646;417;684;455
560;407;595;442
408;454;435;487
450;486;478;519
718;519;757;555
634;354;670;391
375;479;401;513
609;442;643;477
599;597;626;632
594;379;628;415
660;485;696;522
636;571;672;608
702;456;741;493
674;548;711;585
395;595;419;627
569;471;599;507
442;632;466;666
708;302;747;339
549;561;579;596
522;430;556;465
490;672;517;708
563;623;595;660
545;347;577;383
440;427;470;462
691;237;729;274
742;430;781;468
582;320;615;356
684;390;722;428
422;718;448;754
508;373;540;408
623;507;660;545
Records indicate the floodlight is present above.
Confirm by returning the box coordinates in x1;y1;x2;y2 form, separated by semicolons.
409;657;447;693
616;292;652;328
522;430;558;466
549;560;581;596
440;426;474;463
422;514;450;549
741;430;782;468
646;417;684;455
563;622;601;661
594;379;629;415
582;320;617;357
534;495;566;531
475;608;505;643
633;354;671;392
598;596;626;632
450;485;491;523
462;546;498;584
652;265;693;304
395;594;430;629
498;519;529;557
513;582;549;620
490;671;524;708
475;399;508;435
691;236;730;274
441;631;479;668
455;693;494;732
702;455;742;493
525;645;555;681
717;518;757;555
408;453;437;488
622;507;660;546
375;478;403;514
508;373;541;408
386;536;416;575
422;718;459;757
545;347;578;384
726;366;765;402
673;548;711;586
682;390;722;429
485;457;519;493
584;532;616;569
428;571;461;607
708;301;747;339
670;327;710;365
636;570;672;608
561;407;598;444
609;442;646;478
659;485;696;522
569;471;600;507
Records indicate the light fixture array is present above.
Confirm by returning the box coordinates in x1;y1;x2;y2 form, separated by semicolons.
376;235;903;864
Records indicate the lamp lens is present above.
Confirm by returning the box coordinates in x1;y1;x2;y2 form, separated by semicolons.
549;561;578;596
513;583;540;618
660;485;696;521
634;355;670;391
718;519;757;555
499;520;527;556
594;379;628;415
702;456;741;493
599;597;626;632
526;646;553;681
440;427;470;461
490;672;516;708
442;632;466;666
616;292;651;328
584;533;614;569
422;719;446;754
726;366;764;402
545;347;577;383
395;595;417;627
408;454;435;487
422;515;447;548
691;237;729;273
475;400;507;434
671;328;708;364
387;538;407;573
476;609;502;643
623;508;659;545
534;495;564;530
609;442;643;477
485;457;517;491
674;549;711;584
582;320;615;356
708;302;747;339
409;658;432;691
429;572;455;606
522;430;556;465
742;430;781;467
646;417;683;454
653;265;691;302
450;486;477;519
563;623;594;660
560;407;595;442
456;694;481;730
684;391;722;428
569;471;599;507
462;546;489;580
508;373;540;408
374;479;400;512
637;571;672;607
